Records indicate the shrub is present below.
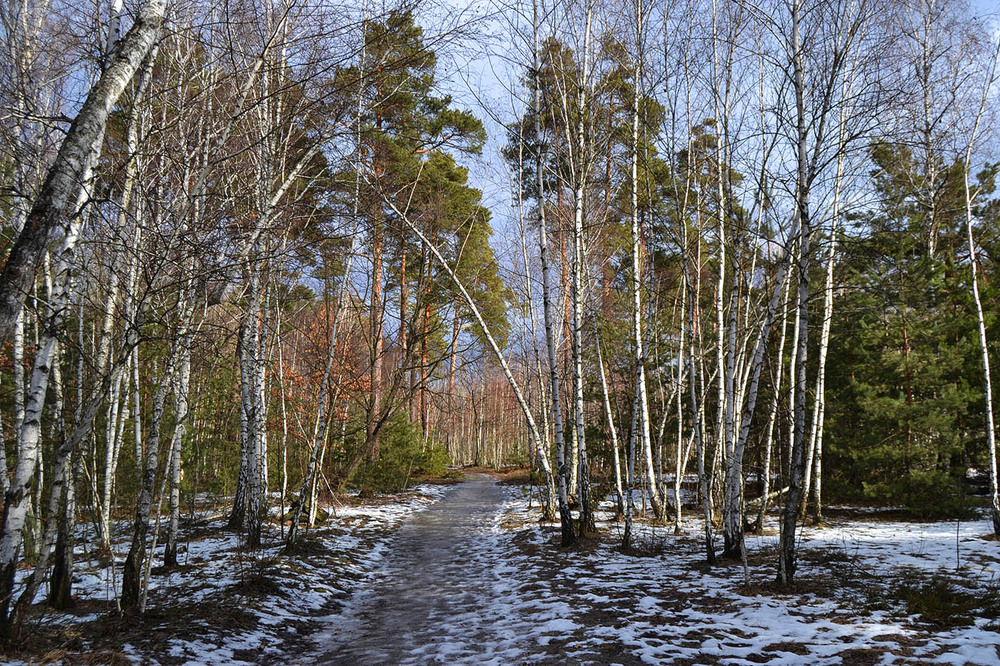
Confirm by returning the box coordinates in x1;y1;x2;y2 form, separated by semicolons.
863;469;975;519
893;574;1000;628
349;412;451;494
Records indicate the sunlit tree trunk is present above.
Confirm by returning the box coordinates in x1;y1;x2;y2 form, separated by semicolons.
164;287;195;566
630;0;663;522
515;105;557;521
569;0;595;537
0;0;167;336
961;37;1000;536
779;0;810;584
533;0;574;545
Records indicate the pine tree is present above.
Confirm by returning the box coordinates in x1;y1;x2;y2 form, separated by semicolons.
825;143;995;517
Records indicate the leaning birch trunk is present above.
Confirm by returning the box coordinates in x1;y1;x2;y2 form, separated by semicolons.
961;38;1000;536
0;335;58;639
8;180;134;623
11;360;126;632
0;142;102;641
380;189;560;538
17;429;73;619
0;0;166;335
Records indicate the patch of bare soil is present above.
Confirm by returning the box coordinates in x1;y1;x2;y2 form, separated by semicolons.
834;647;890;665
761;641;811;655
8;595;262;666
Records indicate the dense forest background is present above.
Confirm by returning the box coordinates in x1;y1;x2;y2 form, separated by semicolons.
1;0;1000;643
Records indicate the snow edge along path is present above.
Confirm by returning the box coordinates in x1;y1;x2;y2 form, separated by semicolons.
157;482;451;665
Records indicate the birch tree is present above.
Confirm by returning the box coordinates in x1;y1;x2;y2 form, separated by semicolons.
959;31;1000;536
0;0;166;335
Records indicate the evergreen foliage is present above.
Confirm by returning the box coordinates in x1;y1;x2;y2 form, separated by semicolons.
825;143;997;515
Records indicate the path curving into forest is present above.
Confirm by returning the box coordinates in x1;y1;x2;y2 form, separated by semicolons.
316;473;526;665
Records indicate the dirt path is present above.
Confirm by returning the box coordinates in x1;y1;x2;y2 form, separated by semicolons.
317;473;520;664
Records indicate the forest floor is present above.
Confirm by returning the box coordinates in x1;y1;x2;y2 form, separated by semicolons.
5;471;1000;664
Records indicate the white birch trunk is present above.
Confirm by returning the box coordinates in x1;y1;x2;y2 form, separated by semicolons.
532;0;574;544
570;0;595;535
674;273;687;531
755;270;792;531
516;128;557;521
0;0;167;335
593;318;623;516
631;0;663;521
961;38;1000;536
0;123;101;636
98;46;155;549
802;195;841;523
165;291;195;566
779;0;811;584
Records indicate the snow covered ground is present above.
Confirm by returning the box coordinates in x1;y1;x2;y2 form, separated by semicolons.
6;476;1000;664
475;486;1000;665
4;484;449;664
306;478;1000;665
